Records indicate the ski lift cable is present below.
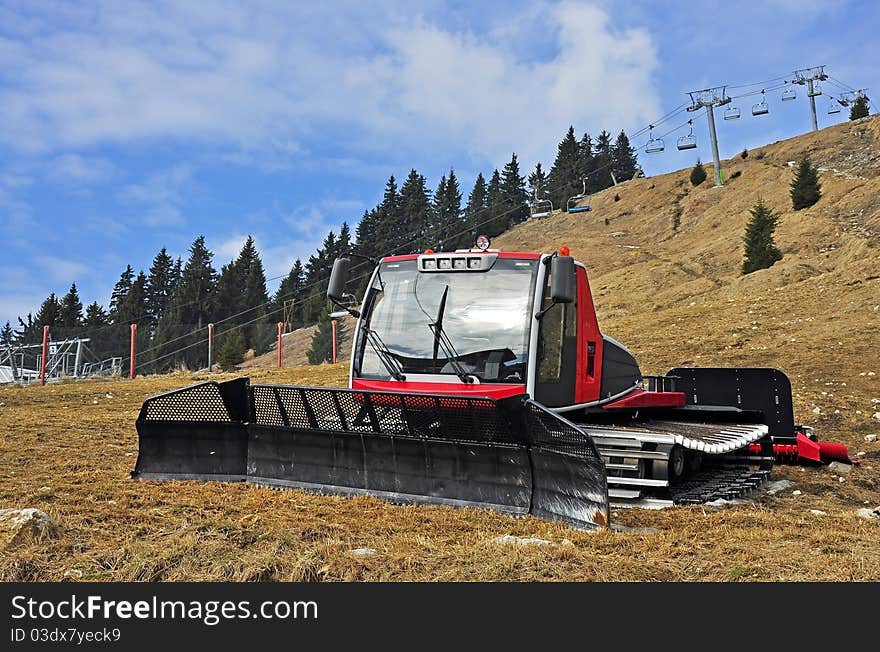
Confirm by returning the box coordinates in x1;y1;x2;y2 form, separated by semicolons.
827;76;856;92
724;73;791;91
629;104;691;139
727;81;789;101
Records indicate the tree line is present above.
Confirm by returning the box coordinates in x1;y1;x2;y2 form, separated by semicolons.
4;125;641;371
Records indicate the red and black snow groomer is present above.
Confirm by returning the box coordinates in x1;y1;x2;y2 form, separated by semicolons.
133;240;849;529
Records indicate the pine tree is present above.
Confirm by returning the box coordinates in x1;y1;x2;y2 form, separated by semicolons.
742;198;783;275
108;265;134;322
398;169;432;252
301;230;340;325
58;283;83;328
1;321;13;347
485;169;504;238
354;209;381;262
275;259;306;330
612;130;639;182
83;302;108;326
152;236;216;371
790;156;821;210
307;315;345;365
528;162;547;197
500;153;528;229
593;130;614;191
215;329;246;371
145;247;175;327
464;172;488;240
373;175;400;255
430;169;463;250
850;95;870;120
113;272;146;324
578;132;595;189
690;159;707;186
34;293;60;329
175;236;216;329
547;126;581;209
15;314;35;344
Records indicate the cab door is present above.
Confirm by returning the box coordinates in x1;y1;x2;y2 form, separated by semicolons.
533;263;577;407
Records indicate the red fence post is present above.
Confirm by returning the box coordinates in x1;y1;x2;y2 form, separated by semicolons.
40;325;49;386
277;322;283;368
331;319;338;364
207;323;214;371
130;323;137;379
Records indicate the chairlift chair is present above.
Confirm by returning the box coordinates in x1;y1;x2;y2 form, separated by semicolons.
827;98;842;115
781;88;797;102
807;82;822;98
677;119;697;151
645;125;665;153
567;179;592;214
752;90;769;116
529;191;553;219
724;105;741;120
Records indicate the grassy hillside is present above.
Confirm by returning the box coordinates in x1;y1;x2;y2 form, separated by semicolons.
1;117;878;581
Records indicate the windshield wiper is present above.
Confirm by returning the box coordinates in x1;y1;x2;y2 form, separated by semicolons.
366;329;406;381
429;285;474;384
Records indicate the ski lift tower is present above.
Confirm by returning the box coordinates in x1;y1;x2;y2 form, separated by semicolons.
686;86;731;187
791;66;828;132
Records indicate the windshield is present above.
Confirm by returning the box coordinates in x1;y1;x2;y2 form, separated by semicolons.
355;257;539;383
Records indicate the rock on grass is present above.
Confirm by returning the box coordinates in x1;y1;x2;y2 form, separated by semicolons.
0;508;59;551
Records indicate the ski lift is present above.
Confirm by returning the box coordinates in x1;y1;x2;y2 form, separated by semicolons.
724;105;741;120
827;98;842;115
808;82;822;97
752;90;769;116
676;120;697;151
529;190;553;219
567;179;592;214
645;125;665;153
781;88;797;102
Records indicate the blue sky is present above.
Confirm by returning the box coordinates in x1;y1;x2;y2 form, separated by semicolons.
1;0;877;326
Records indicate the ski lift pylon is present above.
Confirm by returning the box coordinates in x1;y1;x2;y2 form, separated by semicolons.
677;119;697;151
645;125;665;153
567;179;592;214
808;82;822;97
752;90;769;116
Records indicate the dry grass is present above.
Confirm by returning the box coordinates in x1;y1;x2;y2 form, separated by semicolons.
2;118;880;581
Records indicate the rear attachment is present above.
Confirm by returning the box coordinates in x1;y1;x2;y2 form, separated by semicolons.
582;420;772;509
668;367;852;465
133;379;609;531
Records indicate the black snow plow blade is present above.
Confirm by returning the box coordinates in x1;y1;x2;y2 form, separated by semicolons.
133;379;609;531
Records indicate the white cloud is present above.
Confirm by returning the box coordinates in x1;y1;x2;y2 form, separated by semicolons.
215;233;249;265
119;163;192;227
31;256;90;284
47;154;117;184
0;1;661;170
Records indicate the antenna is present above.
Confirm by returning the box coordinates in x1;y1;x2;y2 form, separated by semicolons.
686;86;730;187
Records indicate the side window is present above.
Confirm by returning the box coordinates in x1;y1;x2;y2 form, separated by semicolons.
537;268;577;383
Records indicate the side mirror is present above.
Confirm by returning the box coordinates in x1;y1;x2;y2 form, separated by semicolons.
327;257;352;303
550;255;575;304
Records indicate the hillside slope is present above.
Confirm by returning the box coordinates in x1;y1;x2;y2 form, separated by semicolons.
240;317;356;370
496;114;880;452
